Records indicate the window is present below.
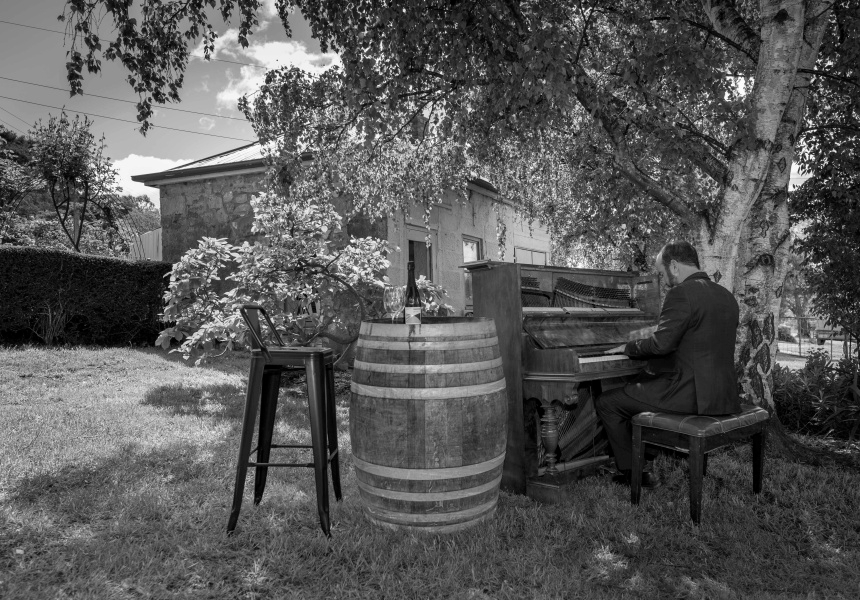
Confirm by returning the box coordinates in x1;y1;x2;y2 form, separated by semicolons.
514;247;547;265
408;239;433;280
462;237;483;304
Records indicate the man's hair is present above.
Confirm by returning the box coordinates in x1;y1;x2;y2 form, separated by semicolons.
660;241;700;269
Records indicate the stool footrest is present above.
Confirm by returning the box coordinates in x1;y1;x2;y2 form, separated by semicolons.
245;446;339;465
248;461;315;468
270;443;313;449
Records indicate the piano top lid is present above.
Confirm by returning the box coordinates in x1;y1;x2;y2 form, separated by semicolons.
459;259;494;271
458;259;644;277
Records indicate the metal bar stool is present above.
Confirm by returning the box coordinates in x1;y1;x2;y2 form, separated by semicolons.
227;304;342;536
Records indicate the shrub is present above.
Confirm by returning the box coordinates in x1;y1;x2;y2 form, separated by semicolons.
772;349;860;441
0;246;172;346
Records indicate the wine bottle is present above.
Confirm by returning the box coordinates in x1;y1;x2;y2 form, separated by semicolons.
404;261;422;324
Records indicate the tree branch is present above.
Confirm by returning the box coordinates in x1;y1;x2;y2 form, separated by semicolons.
571;63;729;187
698;0;761;61
797;68;860;90
612;146;697;223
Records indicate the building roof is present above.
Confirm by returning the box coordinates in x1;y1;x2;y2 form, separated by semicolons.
132;142;500;197
132;142;267;185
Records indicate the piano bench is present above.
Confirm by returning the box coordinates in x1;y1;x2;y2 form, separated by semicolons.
630;404;770;525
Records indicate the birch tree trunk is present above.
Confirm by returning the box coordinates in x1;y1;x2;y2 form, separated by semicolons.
697;0;829;409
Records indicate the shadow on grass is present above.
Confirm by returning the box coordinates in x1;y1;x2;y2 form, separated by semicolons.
142;382;248;420
140;370;337;432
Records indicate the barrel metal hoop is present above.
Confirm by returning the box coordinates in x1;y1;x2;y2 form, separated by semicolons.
350;379;506;399
356;337;500;350
363;497;498;525
356;474;502;502
352;356;503;374
352;452;505;481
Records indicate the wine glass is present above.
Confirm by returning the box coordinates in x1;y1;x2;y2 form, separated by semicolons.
383;285;405;323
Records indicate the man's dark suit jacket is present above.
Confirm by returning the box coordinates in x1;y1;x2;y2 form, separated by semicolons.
622;271;741;415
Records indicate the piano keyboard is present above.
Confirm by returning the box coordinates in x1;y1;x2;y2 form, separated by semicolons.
579;354;628;364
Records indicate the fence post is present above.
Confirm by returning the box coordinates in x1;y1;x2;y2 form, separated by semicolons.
798;320;802;356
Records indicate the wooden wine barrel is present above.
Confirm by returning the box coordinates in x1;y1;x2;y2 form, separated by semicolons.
350;317;507;533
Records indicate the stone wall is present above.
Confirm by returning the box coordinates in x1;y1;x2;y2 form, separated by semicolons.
159;172;263;263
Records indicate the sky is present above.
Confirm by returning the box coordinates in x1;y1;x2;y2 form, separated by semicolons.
0;0;338;209
0;0;809;211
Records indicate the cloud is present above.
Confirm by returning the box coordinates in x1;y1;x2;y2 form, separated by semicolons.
193;29;340;111
261;0;279;20
199;117;216;131
113;155;191;210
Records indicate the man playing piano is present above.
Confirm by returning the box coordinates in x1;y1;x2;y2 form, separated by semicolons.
596;241;741;488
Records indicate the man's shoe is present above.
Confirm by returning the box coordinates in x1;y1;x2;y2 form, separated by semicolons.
611;470;661;490
639;471;661;490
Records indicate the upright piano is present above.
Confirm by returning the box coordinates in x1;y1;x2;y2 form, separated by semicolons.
463;261;661;502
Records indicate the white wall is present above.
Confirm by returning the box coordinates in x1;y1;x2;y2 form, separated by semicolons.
386;187;551;314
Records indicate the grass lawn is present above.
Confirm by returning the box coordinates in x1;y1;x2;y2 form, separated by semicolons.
2;346;859;599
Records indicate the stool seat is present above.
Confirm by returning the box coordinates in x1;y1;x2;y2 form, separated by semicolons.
633;404;769;437
631;403;769;524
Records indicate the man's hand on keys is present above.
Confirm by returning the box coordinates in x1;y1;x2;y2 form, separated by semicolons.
604;344;627;355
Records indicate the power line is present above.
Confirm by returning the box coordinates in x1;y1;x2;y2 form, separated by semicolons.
0;76;248;122
0;105;32;128
0;19;268;69
0;95;255;142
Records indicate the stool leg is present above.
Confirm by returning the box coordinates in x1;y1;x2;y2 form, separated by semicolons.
254;368;281;505
306;354;331;536
702;453;709;478
630;425;644;505
688;437;705;525
325;361;342;502
752;428;766;494
227;357;265;534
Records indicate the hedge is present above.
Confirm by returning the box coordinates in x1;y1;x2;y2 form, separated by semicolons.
0;246;173;346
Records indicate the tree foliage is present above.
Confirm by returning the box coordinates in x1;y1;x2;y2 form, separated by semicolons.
60;0;860;407
789;0;860;351
791;168;860;350
156;192;392;362
0;129;43;242
28;113;123;253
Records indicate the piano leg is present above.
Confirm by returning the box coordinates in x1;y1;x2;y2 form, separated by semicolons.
540;404;560;475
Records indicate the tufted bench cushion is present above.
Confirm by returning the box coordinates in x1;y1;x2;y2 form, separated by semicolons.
632;404;769;438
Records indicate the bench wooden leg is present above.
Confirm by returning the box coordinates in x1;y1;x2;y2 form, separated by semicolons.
688;437;705;525
630;425;644;506
752;428;765;494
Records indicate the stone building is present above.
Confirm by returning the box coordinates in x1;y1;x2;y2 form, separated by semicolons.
133;143;551;315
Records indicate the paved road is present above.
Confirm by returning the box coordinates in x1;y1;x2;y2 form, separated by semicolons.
778;338;856;361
